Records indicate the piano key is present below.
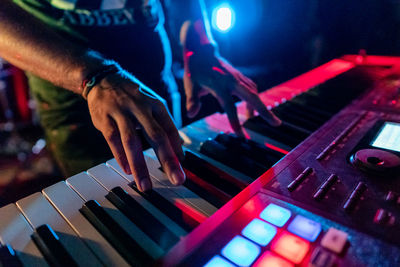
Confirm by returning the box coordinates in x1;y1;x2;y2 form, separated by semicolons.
66;172;164;259
273;108;320;132
155;164;232;208
243;117;310;148
213;133;283;167
273;102;327;125
283;100;332;122
182;169;231;208
80;200;152;266
290;95;335;117
0;204;49;267
106;187;180;250
0;244;23;267
42;181;129;267
138;151;218;217
106;158;205;229
200;139;268;178
15;192;102;267
86;163;187;237
215;133;285;159
31;224;78;267
183;150;248;195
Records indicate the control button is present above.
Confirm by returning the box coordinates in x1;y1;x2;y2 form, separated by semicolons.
203;255;235;267
287;167;313;192
221;235;261;267
287;215;321;242
242;218;277;246
343;182;366;212
313;174;338;200
253;251;294;267
260;204;291;227
320;228;348;254
271;232;310;264
309;247;337;267
385;191;398;202
373;209;395;226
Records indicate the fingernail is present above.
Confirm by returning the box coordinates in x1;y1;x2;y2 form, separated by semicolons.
140;179;152;192
273;117;282;126
171;169;185;186
124;164;131;174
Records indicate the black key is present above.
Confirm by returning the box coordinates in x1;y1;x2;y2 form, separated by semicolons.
200;139;268;178
182;174;227;208
243;117;310;148
128;183;199;231
214;133;284;166
183;151;247;195
80;200;152;266
106;187;179;250
291;94;337;115
279;101;329;125
285;100;333;121
31;224;78;267
0;244;23;267
273;106;320;132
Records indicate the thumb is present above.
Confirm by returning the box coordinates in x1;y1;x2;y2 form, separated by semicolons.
183;72;202;118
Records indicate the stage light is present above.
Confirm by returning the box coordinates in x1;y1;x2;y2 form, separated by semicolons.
212;4;235;32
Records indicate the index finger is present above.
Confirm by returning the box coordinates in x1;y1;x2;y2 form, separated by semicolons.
234;84;281;126
212;88;244;137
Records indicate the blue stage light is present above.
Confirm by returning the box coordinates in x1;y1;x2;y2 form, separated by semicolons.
212;4;235;32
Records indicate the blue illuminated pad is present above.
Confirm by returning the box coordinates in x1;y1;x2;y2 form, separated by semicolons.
204;255;235;267
242;218;277;246
260;204;291;227
287;215;321;242
221;235;261;267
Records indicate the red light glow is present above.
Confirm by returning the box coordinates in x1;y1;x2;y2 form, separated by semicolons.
212;66;226;75
185;51;194;58
253;251;294;267
271;232;309;264
264;143;289;155
174;199;208;224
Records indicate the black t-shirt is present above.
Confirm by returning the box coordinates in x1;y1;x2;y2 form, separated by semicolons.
13;0;170;129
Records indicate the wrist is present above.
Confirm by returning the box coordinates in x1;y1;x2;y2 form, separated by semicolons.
81;61;121;100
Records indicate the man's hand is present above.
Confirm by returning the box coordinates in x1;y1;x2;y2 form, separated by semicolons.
87;71;185;192
184;50;281;136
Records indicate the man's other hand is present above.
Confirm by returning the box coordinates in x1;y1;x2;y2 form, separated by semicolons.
184;52;281;137
87;71;185;192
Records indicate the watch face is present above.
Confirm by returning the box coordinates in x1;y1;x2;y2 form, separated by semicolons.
370;122;400;153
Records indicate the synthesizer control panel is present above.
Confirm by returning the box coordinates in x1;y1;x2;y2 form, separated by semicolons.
162;56;400;266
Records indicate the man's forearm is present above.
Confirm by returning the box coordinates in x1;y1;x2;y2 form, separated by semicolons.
0;1;107;94
179;0;216;51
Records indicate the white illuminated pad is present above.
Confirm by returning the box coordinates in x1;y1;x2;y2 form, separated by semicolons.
371;122;400;152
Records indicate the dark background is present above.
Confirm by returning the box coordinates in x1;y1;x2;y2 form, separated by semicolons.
165;0;400;88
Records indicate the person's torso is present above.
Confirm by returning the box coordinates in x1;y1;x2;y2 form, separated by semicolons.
15;0;170;126
14;0;161;33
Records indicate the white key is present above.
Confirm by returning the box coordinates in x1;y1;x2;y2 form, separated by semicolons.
87;164;187;237
106;158;211;223
0;204;49;267
66;172;164;259
111;151;218;217
16;192;102;267
42;181;129;267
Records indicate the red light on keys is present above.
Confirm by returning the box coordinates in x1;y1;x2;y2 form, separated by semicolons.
271;232;310;264
253;252;294;267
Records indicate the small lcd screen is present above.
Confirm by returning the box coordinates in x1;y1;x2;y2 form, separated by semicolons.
371;122;400;152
